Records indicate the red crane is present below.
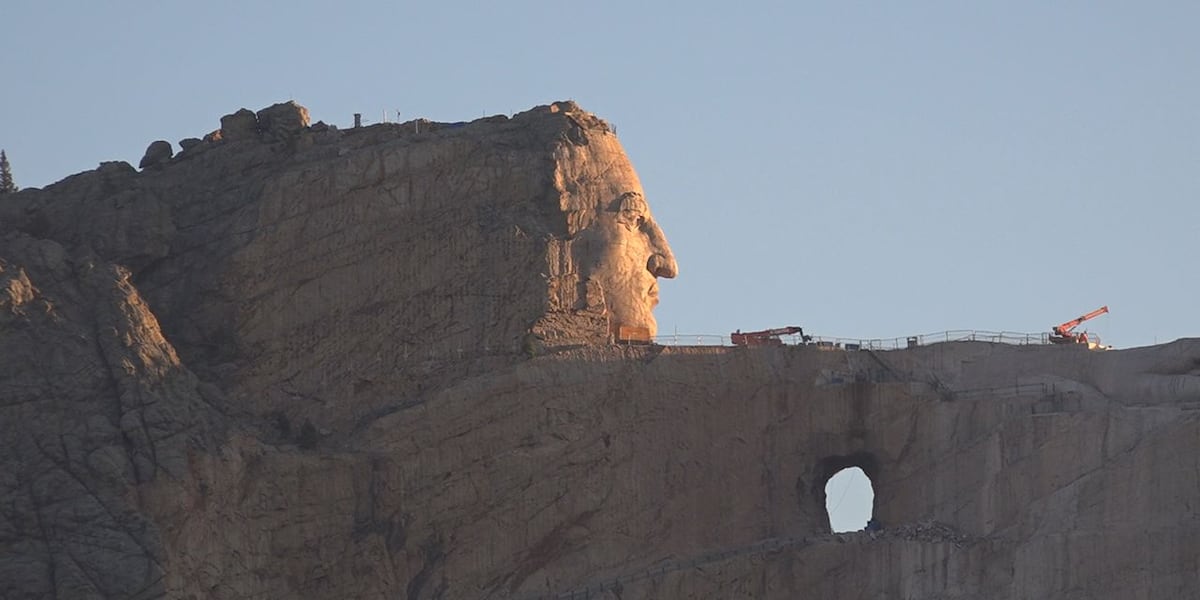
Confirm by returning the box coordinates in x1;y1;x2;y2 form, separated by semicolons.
731;326;811;347
1049;306;1108;345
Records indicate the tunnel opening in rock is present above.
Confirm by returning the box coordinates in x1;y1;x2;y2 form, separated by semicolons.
824;467;875;533
811;452;879;533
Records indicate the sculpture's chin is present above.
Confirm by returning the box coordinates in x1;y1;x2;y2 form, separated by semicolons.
592;271;663;340
610;304;657;339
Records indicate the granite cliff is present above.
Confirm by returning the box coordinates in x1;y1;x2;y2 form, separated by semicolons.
1;101;1197;599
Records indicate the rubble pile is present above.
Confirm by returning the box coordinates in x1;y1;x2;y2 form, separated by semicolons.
858;521;974;547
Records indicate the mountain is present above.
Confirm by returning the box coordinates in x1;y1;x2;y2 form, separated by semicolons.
1;101;1197;599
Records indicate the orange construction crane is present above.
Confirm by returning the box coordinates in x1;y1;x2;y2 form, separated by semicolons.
1049;306;1108;345
731;326;812;347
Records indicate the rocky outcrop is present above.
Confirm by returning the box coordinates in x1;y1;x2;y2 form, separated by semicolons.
178;138;201;152
218;108;258;141
0;231;214;599
1;100;1198;599
256;101;309;138
139;140;173;169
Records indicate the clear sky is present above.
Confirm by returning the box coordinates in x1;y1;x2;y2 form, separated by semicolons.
4;0;1194;539
826;467;873;532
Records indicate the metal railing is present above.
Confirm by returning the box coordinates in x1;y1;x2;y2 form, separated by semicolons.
652;330;1052;350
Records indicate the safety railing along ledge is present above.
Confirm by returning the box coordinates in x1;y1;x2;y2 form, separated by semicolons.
652;330;1053;350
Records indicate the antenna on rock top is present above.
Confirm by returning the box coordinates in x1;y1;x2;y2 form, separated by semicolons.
353;113;362;128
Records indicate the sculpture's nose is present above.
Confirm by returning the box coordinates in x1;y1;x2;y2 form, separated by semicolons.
648;252;677;279
644;219;677;279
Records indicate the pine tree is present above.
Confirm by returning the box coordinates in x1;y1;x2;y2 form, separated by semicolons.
0;150;16;194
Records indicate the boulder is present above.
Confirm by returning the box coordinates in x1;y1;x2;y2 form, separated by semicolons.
219;108;258;141
256;101;310;138
97;161;136;176
138;140;173;169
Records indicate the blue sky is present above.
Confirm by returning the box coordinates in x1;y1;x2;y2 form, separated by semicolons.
3;0;1197;351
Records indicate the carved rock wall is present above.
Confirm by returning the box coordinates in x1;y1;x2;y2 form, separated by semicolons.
2;101;652;438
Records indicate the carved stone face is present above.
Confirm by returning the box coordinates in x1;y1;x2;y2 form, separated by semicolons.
573;191;677;337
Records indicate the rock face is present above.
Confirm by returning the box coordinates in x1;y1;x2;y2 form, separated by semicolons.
0;231;213;598
178;138;201;152
1;101;1198;599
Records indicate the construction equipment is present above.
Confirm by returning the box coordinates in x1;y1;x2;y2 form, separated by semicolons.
731;326;812;347
1049;306;1108;345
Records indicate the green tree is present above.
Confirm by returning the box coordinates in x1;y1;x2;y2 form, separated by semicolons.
0;150;16;194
